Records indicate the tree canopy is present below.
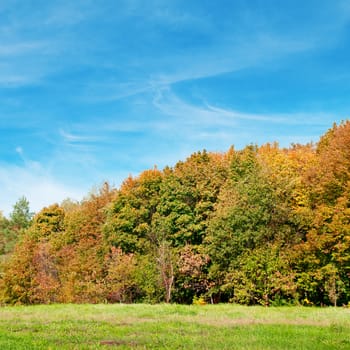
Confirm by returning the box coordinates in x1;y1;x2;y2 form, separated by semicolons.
1;121;350;306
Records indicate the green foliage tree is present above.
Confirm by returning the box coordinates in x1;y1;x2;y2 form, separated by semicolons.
9;196;33;231
206;145;308;304
0;197;34;257
153;151;229;248
104;169;162;253
224;244;297;305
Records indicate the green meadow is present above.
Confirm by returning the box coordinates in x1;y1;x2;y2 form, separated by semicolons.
0;304;349;349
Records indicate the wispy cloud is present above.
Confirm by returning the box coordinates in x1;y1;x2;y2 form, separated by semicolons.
152;88;331;128
80;81;152;103
0;2;94;88
150;87;337;149
0;40;55;87
80;20;332;105
0;41;48;56
59;129;103;144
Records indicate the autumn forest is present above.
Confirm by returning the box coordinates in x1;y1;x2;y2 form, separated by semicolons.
0;121;349;306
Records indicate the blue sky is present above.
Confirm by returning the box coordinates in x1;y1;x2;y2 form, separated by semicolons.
1;0;350;216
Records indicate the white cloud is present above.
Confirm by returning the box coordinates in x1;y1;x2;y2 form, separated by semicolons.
15;146;23;155
43;1;94;26
0;162;86;217
0;41;48;56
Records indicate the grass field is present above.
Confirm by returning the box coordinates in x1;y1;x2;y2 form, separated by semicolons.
0;304;349;349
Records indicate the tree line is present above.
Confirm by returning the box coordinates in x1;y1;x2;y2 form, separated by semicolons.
0;121;349;306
